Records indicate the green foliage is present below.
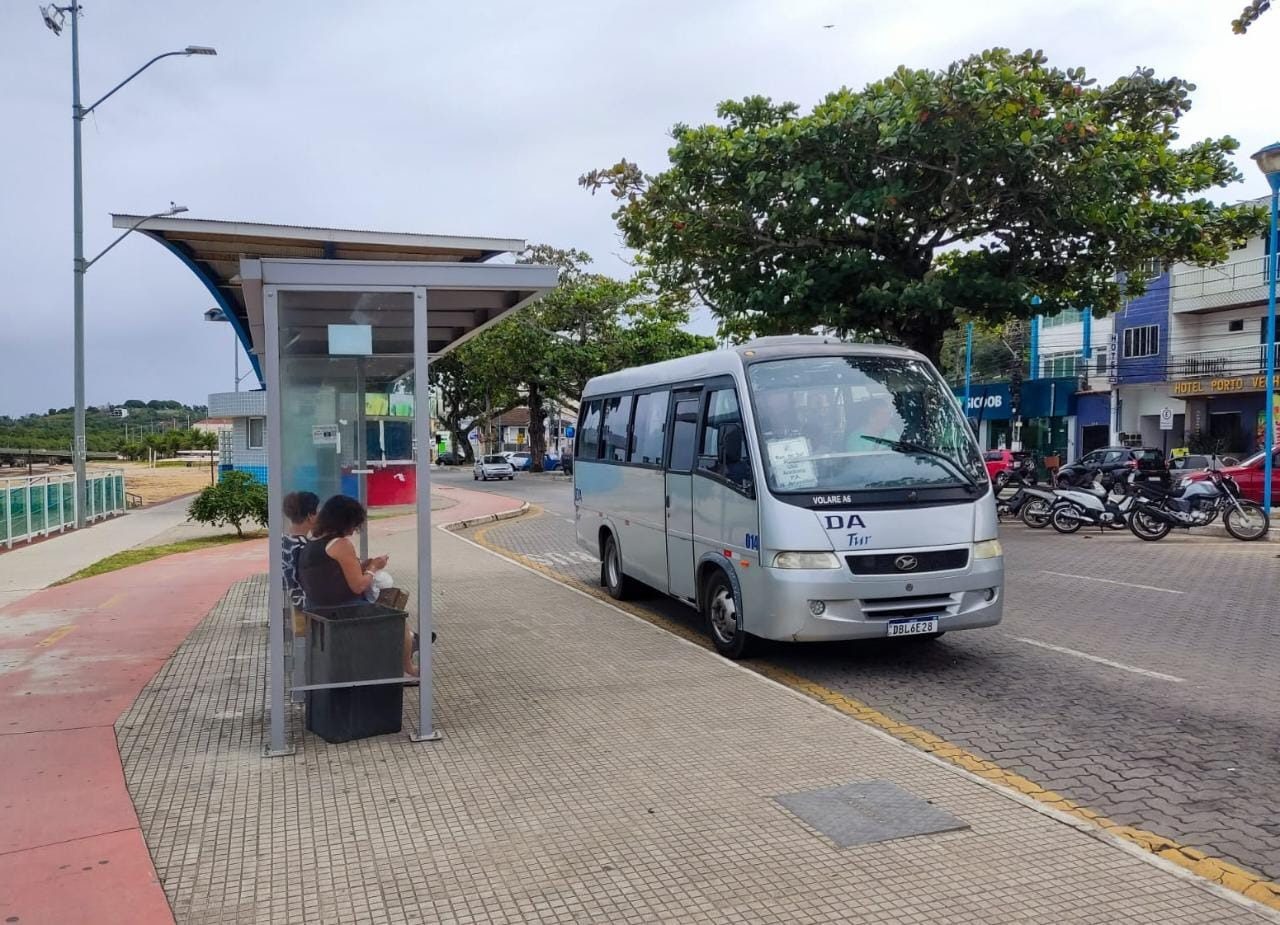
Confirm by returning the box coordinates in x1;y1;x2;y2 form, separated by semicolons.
431;247;714;470
1233;0;1270;33
188;470;267;538
582;48;1265;362
939;323;1025;383
0;403;209;454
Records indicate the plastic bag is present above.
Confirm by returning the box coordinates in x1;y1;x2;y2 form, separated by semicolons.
364;569;395;602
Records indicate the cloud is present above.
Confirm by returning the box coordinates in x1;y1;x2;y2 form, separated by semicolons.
1;0;1273;416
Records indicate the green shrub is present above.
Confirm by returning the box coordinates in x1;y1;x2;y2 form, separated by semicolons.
188;470;268;538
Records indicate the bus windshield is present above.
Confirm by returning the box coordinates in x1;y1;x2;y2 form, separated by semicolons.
746;354;985;495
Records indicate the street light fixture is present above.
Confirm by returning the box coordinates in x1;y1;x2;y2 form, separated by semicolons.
204;307;253;392
1251;141;1280;517
40;3;216;528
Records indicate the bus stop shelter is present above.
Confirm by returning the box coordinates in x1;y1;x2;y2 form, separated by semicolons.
117;215;557;752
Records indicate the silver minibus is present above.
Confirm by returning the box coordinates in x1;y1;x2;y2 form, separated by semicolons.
573;336;1003;657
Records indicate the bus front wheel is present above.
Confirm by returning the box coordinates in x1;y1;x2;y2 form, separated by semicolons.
601;534;634;600
704;570;755;659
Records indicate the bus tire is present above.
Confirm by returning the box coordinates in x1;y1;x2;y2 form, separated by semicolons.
601;533;633;600
703;569;754;659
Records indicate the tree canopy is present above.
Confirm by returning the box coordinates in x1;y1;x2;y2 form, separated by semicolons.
429;247;713;468
582;48;1264;363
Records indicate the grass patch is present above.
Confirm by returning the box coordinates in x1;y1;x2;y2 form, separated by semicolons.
54;532;264;585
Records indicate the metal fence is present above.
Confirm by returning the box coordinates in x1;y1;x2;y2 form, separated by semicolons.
1;468;126;547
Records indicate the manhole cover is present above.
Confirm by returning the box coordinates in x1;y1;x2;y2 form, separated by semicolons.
774;779;967;847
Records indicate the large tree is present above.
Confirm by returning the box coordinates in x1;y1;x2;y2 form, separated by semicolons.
582;48;1264;363
431;247;714;470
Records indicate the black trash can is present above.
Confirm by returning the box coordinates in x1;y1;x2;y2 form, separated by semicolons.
305;602;406;743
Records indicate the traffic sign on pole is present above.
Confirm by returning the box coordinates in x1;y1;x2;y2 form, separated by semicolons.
1159;407;1174;431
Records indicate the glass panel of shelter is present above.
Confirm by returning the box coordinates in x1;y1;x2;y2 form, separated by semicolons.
276;289;418;561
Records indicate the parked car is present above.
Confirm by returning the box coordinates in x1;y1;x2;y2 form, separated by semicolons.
983;449;1033;488
435;451;466;466
1168;454;1238;478
473;454;515;481
1180;448;1280;504
508;451;561;471
1055;446;1165;487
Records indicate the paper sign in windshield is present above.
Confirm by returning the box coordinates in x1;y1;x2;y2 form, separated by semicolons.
767;437;818;489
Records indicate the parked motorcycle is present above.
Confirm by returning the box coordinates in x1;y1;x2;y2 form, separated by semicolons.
997;472;1058;529
1127;469;1269;542
1048;472;1136;534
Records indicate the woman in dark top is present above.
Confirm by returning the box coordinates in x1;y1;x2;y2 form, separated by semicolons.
298;495;417;677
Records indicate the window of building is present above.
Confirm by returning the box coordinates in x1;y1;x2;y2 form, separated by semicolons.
1095;349;1108;374
1041;352;1079;378
1039;308;1084;329
697;389;752;492
1135;257;1162;281
601;395;634;462
628;391;669;465
247;417;265;449
1229;319;1244;333
1122;325;1159;359
576;401;602;459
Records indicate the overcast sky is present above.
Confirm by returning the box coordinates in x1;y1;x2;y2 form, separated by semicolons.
1;0;1274;418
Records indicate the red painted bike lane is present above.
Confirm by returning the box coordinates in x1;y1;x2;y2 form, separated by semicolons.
0;540;268;925
0;487;518;924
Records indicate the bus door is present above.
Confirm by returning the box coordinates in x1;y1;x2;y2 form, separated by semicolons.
665;391;701;601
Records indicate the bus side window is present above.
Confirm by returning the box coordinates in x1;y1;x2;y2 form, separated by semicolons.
698;389;752;493
577;400;603;459
629;391;669;465
601;395;634;462
668;399;700;472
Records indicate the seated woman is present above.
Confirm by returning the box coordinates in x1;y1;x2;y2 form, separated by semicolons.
281;491;319;636
297;495;417;678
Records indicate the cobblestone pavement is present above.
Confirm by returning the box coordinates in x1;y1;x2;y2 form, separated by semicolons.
438;469;1280;885
116;528;1272;924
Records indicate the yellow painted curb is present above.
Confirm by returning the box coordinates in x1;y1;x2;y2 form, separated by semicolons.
467;513;1280;912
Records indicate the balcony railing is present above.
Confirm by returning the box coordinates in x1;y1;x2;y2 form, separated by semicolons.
1171;255;1270;308
1173;343;1273;379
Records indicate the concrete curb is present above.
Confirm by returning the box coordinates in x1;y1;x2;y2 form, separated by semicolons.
441;501;529;532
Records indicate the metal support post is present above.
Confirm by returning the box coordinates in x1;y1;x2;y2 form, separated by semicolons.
263;287;293;757
963;322;973;417
412;288;441;743
1264;179;1278;516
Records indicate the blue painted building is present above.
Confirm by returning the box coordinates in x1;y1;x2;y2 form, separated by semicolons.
1110;267;1184;448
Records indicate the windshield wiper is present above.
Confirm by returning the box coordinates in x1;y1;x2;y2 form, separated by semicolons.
857;435;982;493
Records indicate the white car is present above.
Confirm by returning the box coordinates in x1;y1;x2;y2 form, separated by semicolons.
474;454;515;481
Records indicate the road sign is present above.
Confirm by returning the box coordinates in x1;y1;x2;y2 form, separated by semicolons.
516;432;526;445
1159;407;1174;431
565;425;575;439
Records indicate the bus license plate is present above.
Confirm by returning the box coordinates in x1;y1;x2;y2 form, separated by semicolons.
887;617;939;637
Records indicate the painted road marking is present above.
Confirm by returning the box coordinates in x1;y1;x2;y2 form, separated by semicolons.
35;625;76;648
1042;570;1185;595
1011;636;1185;683
459;509;1280;912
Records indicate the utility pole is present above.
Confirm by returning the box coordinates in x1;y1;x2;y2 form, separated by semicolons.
41;2;214;527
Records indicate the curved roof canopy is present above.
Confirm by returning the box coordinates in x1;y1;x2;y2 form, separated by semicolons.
111;215;554;385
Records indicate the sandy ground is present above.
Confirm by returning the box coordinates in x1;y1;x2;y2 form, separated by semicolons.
1;461;212;506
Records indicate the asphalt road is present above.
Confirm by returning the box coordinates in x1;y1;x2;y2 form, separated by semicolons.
439;466;1280;882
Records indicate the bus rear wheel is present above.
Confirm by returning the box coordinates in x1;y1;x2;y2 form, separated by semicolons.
703;570;755;659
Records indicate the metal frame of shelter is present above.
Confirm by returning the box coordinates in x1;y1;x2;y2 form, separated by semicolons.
118;216;557;753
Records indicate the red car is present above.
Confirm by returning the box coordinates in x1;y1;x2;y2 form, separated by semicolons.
983;450;1033;487
1181;448;1280;504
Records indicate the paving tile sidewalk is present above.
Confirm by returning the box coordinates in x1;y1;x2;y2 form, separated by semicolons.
0;495;202;608
113;498;1274;923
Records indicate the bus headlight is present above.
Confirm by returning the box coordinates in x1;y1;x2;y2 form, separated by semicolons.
772;551;842;569
973;539;1003;560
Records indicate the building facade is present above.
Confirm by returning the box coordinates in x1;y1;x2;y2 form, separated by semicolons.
1166;222;1278;456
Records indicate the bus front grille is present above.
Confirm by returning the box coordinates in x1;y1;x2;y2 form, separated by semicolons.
846;548;969;575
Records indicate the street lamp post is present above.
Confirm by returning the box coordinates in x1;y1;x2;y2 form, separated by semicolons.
40;3;215;527
1252;142;1280;517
